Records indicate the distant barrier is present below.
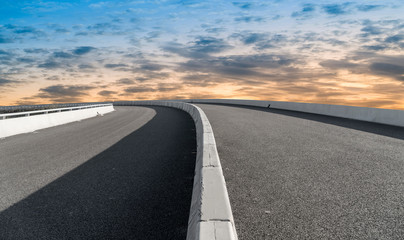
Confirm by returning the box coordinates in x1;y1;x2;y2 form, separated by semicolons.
114;101;238;240
0;104;112;120
182;99;404;128
0;102;106;114
0;104;114;138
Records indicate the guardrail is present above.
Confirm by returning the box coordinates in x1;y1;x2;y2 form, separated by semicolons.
179;99;404;128
0;104;112;120
0;103;114;138
0;102;108;114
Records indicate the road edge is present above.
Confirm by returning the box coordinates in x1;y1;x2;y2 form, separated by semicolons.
114;101;238;240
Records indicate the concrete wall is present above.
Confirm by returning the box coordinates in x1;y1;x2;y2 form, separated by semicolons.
185;99;404;128
0;105;114;138
114;101;237;240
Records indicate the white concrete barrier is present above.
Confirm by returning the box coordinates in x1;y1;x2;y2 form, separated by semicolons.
114;101;237;240
0;104;114;138
184;99;404;128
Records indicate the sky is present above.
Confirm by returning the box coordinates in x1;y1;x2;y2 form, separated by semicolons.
0;0;404;109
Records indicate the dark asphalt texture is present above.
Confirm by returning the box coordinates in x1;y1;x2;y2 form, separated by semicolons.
0;106;196;240
196;103;404;240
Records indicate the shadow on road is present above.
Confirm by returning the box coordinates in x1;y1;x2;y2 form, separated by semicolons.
0;106;196;240
196;103;404;141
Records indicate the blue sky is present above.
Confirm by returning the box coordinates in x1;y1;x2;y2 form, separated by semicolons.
1;0;404;109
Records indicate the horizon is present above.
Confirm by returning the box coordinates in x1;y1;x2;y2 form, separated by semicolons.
1;0;404;109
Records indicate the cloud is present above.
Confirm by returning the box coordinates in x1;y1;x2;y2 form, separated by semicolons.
181;73;222;87
234;16;264;23
145;31;161;41
21;1;72;13
124;86;155;93
385;34;403;43
87;23;114;31
38;61;62;69
14;98;40;106
24;48;48;54
36;84;96;102
104;63;129;68
98;90;117;96
52;47;96;60
139;63;165;71
130;17;141;23
45;75;60;81
136;71;170;80
174;0;207;8
16;57;35;63
233;32;287;49
122;82;182;94
128;37;140;46
204;27;226;33
157;83;182;92
163;37;233;59
55;28;70;33
162;42;191;57
356;5;385;12
136;77;149;82
291;4;316;19
0;35;13;43
75;32;89;36
73;46;96;55
370;62;404;81
364;45;388;51
322;3;352;16
3;24;46;38
0;78;13;86
319;60;359;69
78;64;95;69
13;26;38;34
83;22;121;35
116;78;135;85
182;73;211;83
75;22;123;36
357;21;403;50
0;50;14;60
232;2;252;9
0;0;402;109
176;53;297;84
40;85;93;96
237;32;268;44
191;36;232;54
89;2;109;8
53;51;75;59
360;25;384;36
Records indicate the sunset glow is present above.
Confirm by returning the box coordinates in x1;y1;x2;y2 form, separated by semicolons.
1;0;404;109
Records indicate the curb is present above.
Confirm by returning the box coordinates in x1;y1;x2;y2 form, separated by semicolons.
114;101;238;240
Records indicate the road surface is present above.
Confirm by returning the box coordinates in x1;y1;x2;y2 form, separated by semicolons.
197;103;404;240
0;106;196;240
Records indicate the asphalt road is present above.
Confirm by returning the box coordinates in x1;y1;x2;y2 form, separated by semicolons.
0;106;196;240
196;103;404;240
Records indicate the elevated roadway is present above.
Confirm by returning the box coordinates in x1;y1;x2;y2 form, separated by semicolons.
197;103;404;239
0;106;196;239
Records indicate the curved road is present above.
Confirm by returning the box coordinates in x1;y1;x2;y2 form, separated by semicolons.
0;106;196;239
197;103;404;240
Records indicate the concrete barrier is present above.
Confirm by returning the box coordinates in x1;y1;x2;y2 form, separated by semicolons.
0;104;114;138
114;101;237;240
184;99;404;128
